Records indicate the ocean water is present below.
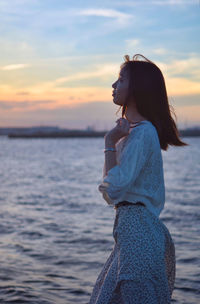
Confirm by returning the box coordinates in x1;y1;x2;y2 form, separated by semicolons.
0;136;199;304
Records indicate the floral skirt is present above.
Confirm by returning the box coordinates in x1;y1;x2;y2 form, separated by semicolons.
89;204;176;304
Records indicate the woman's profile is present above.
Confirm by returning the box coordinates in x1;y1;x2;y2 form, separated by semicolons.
88;54;188;303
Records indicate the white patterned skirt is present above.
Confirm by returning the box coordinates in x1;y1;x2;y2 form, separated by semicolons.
89;204;176;304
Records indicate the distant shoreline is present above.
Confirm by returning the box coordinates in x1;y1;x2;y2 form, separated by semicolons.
0;129;200;139
8;130;106;138
0;127;199;138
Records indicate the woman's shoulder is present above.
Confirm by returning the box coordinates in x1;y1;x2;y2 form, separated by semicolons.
129;120;160;148
117;120;158;151
129;120;156;137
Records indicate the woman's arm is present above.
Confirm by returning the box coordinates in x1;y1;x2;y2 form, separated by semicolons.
103;118;130;177
104;138;117;176
99;127;152;205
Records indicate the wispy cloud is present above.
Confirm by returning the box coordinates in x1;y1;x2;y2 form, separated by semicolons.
165;77;200;96
152;48;168;55
1;64;30;71
125;39;140;49
16;91;30;96
0;99;55;110
151;0;198;5
157;55;200;80
55;64;119;84
0;100;118;130
76;8;132;25
0;82;113;108
115;0;198;6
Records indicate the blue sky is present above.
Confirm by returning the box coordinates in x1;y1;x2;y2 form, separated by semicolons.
0;0;199;129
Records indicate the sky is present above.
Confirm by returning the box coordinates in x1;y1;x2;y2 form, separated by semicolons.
0;0;200;130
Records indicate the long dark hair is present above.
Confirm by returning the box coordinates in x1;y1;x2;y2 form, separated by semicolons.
116;54;188;151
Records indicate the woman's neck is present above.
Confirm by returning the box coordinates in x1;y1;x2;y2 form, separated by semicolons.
125;110;147;124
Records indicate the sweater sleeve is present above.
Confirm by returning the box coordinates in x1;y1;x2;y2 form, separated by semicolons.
98;127;152;205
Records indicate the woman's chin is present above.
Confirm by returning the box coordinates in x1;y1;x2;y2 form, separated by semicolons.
113;97;123;106
113;96;118;103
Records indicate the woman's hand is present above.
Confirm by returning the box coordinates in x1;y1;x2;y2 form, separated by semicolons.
104;118;130;146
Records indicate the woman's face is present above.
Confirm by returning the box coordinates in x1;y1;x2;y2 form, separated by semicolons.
112;67;130;106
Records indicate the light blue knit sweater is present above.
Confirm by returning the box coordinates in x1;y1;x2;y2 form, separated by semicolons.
98;120;165;218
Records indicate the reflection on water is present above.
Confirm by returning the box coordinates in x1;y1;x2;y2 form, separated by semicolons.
0;136;199;303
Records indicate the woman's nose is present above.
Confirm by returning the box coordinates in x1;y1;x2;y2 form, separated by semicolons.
112;81;117;89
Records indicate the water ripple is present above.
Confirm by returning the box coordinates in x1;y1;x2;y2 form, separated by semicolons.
0;137;199;303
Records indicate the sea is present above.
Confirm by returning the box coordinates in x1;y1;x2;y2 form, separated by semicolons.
0;135;199;304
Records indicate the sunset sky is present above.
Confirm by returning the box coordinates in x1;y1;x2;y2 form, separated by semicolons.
0;0;199;130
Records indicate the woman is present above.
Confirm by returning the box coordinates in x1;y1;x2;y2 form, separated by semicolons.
89;54;188;304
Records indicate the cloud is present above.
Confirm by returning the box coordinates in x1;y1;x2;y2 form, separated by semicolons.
156;55;200;95
152;48;168;55
166;77;200;96
0;100;55;110
125;39;140;49
0;82;113;108
169;94;200;106
174;104;200;126
151;0;198;5
156;55;200;81
55;63;119;84
0;100;118;130
1;98;199;129
1;64;30;71
76;8;132;25
1;54;200;104
16;91;30;96
115;0;198;6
